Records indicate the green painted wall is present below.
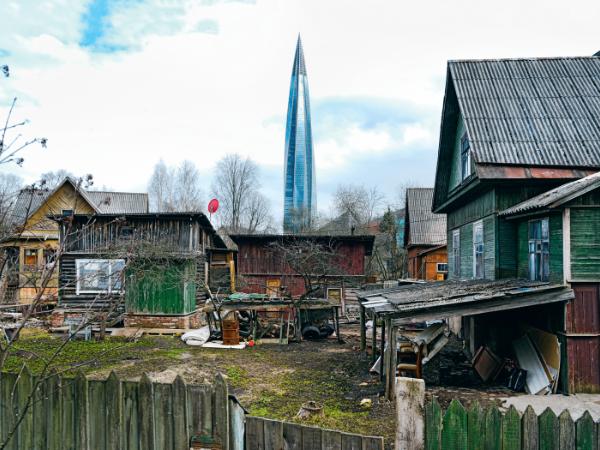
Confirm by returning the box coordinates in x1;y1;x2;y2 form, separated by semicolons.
496;217;518;279
449;115;466;191
570;208;600;280
447;189;495;230
126;260;196;315
460;222;473;279
516;214;563;283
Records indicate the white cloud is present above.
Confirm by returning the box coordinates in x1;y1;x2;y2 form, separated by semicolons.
1;0;599;221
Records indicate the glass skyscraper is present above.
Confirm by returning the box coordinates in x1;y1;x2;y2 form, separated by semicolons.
283;35;316;233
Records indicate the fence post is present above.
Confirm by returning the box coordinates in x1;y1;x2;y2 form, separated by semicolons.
575;411;595;450
172;376;188;450
395;376;425;450
75;371;89;450
16;365;33;450
106;371;122;450
484;406;502;450
139;373;155;450
467;402;484;450
501;405;521;450
214;373;229;450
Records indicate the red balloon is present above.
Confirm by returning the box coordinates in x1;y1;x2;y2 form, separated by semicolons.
208;198;219;214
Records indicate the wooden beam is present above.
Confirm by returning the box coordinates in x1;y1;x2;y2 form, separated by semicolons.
385;319;397;401
380;319;386;382
371;312;377;364
359;305;366;352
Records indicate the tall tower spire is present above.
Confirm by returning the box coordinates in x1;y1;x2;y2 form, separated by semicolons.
283;34;316;232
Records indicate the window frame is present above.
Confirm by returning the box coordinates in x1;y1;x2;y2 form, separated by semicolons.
436;263;448;273
23;248;38;267
452;229;461;277
528;218;550;282
76;259;125;295
472;220;484;279
460;132;471;181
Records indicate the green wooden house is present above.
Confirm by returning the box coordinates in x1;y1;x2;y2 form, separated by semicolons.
432;56;600;392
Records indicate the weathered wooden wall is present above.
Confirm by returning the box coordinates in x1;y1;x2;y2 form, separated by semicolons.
570;208;600;280
0;370;230;450
425;399;600;450
244;416;384;450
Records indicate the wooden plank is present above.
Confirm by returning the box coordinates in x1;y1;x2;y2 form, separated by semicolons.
322;429;342;450
502;406;521;450
48;374;63;450
263;418;284;450
16;366;33;450
154;382;174;450
201;385;213;436
75;372;88;450
575;411;596;450
485;406;503;450
385;322;398;401
522;406;539;450
371;312;377;364
558;410;575;450
425;399;442;450
359;305;366;352
60;375;76;450
467;402;484;450
283;422;303;450
0;372;16;450
361;436;384;450
539;408;559;450
122;381;140;450
303;426;322;450
172;376;188;450
441;399;467;450
106;372;122;450
214;373;229;449
245;416;265;450
88;378;106;450
340;432;361;450
138;374;154;450
229;398;246;450
31;374;46;450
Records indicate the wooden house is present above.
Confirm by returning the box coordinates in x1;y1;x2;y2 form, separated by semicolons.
56;213;232;329
360;56;600;397
431;56;600;393
403;188;447;280
229;234;374;310
0;178;148;304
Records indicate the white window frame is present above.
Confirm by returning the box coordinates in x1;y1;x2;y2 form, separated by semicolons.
528;218;550;282
436;263;448;273
452;229;461;277
472;220;484;279
76;259;125;295
460;133;471;181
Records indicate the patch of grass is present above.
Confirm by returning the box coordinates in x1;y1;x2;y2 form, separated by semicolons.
225;366;250;388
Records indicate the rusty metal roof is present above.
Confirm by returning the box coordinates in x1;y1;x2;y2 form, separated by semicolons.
357;279;574;323
405;188;446;247
450;57;600;168
500;170;600;216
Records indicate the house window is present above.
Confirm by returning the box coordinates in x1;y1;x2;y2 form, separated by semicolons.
452;229;461;277
461;133;471;181
24;249;38;267
76;259;125;294
528;218;549;281
437;263;448;273
44;249;56;267
61;209;73;217
473;221;484;279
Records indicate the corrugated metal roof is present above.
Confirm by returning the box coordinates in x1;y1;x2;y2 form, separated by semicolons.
450;57;600;168
500;170;600;216
86;191;148;214
405;188;446;246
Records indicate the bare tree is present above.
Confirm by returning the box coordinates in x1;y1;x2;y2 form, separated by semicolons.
1;66;47;167
148;159;175;212
39;170;74;189
0;174;23;238
212;154;273;233
174;160;204;211
332;184;385;231
243;191;273;233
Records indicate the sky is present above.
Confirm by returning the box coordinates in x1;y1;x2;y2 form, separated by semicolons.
0;0;599;226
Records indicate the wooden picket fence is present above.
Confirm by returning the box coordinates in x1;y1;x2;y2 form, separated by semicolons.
245;416;384;450
0;368;230;450
425;399;600;450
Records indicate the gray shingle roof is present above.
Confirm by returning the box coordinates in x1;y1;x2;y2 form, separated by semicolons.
450;56;600;168
405;188;446;246
500;170;600;216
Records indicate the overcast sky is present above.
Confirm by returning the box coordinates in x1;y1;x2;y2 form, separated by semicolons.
1;0;598;225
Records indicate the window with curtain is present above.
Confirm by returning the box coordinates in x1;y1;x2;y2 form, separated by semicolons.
528;218;549;281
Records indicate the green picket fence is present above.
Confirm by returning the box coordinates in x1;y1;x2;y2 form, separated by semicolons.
0;368;230;450
425;399;600;450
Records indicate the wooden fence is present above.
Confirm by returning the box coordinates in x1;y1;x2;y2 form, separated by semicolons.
245;416;384;450
0;368;230;450
425;399;600;450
